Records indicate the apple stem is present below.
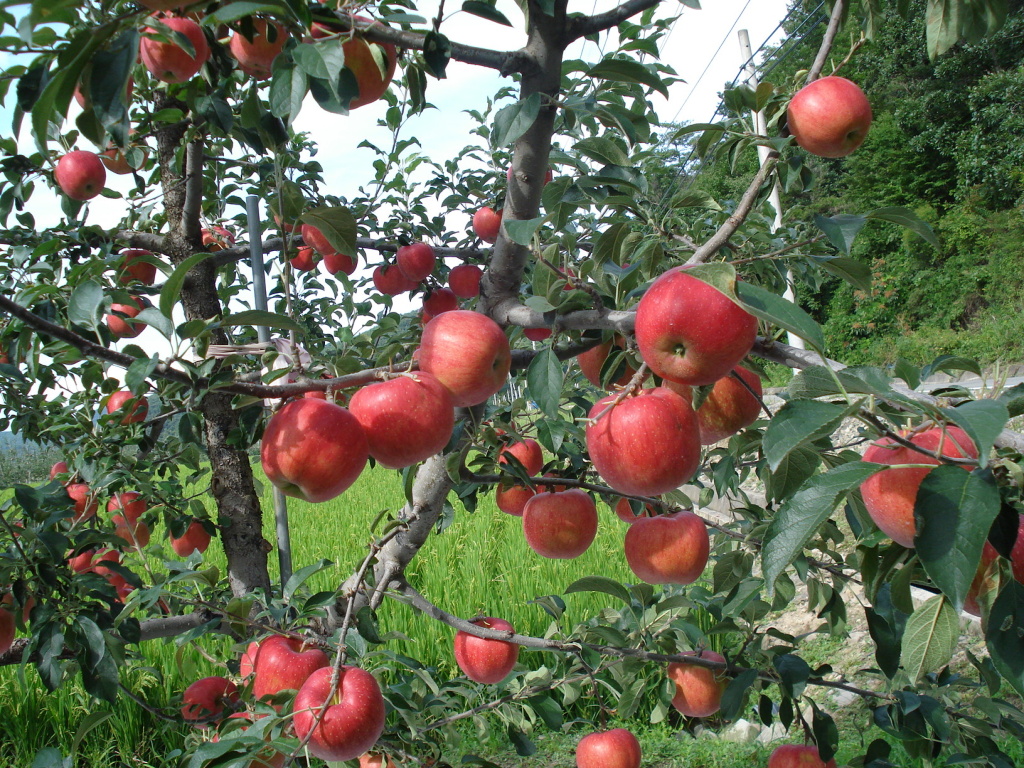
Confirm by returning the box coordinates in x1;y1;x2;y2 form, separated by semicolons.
585;362;650;425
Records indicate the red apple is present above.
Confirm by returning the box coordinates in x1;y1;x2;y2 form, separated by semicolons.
261;398;369;503
181;676;239;728
230;19;288;79
372;264;418;295
290;246;318;272
499;438;544;476
419;310;511;407
585;387;700;497
54;150;106;201
108;492;147;524
767;744;838;768
105;390;148;424
635;266;758;386
448;264;482;298
323;251;357;276
140;16;210;84
860;425;978;548
577;337;635;389
453;617;519;684
240;641;260;678
349;373;455;469
472;207;502;244
253;634;330;700
524;327;552;341
171;519;212;557
667;650;727;717
293;665;386;762
966;512;1024;616
614;497;655;524
49;461;69;481
668;366;763;444
575;728;642;768
624;511;709;584
118;249;158;285
397;242;436;282
495;482;536;517
523;489;598;559
787;75;872;159
106;296;144;339
309;18;398;109
201;226;235;252
66;483;98;522
359;754;389;768
423;287;458;317
300;223;336;256
113;515;151;548
0;607;14;656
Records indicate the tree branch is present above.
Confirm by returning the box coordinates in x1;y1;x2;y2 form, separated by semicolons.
182;139;205;243
807;0;846;83
685;153;780;266
567;0;664;40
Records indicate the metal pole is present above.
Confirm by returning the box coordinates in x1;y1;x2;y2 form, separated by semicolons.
246;194;294;590
738;30;805;351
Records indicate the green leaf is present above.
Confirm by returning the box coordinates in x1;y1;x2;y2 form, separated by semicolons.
997;383;1024;418
422;30;452;78
462;1;513;26
134;307;174;339
160;252;214;319
283;558;332;601
528;694;563;729
762;462;883;596
818;256;872;291
355;606;384;644
219;310;304;334
67;281;103;330
810;702;839;763
508;726;535;757
564;576;631;606
124;355;158;393
866;206;940;248
773;654;811;699
735;281;826;351
301;205;357;256
915;467;1001;613
586;58;669;97
573;136;630;167
491;93;541;148
720;668;757;720
763;400;848;471
268;56;309;123
814;214;866;256
293;40;346;83
70;711;113;761
901;594;958;682
941;400;1008;470
920;354;981;380
205;1;291;23
526;347;562;419
504;216;545;246
986;580;1024;697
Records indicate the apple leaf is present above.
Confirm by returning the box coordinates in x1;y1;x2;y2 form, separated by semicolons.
866;206;940;248
901;594;958;682
915;466;1001;613
762;461;884;597
135;308;173;339
504;216;545;246
997;383;1024;418
763;400;851;472
205;1;292;24
818;256;872;291
282;558;332;602
586;58;669;97
268;56;309;123
526;347;562;419
301;206;357;256
773;654;811;699
491;92;541;148
986;580;1024;697
574;136;631;167
592;223;630;268
941;400;1008;469
810;701;840;763
814;214;866;256
564;575;632;606
720;668;758;720
735;281;826;351
160;252;214;319
462;1;514;26
292;40;346;83
88;29;137;146
67;280;104;331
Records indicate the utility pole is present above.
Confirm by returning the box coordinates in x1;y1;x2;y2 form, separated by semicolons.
246;194;294;590
738;29;805;351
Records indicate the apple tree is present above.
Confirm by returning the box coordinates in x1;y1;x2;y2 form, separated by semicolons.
0;0;1023;766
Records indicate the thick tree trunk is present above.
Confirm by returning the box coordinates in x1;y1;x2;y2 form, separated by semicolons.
155;96;272;597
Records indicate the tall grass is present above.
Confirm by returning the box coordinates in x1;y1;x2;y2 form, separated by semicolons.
0;461;644;765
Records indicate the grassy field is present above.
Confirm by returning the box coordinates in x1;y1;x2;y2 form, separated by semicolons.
3;460;1023;767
